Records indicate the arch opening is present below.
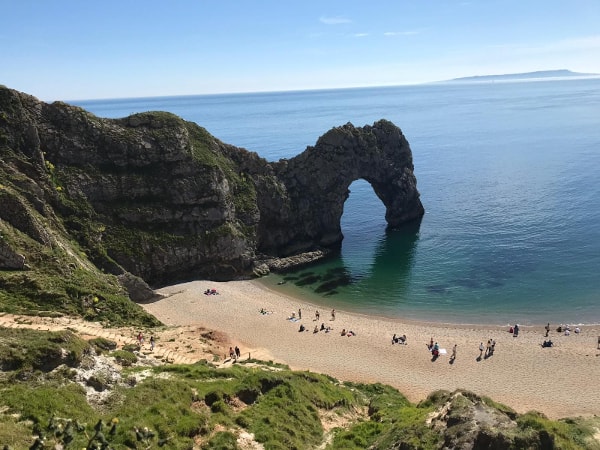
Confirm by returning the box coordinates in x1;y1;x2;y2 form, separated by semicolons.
339;179;387;280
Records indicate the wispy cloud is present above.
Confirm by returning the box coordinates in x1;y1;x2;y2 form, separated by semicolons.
319;16;352;25
354;33;369;38
384;31;419;37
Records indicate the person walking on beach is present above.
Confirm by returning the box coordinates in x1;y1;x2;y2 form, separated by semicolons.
331;309;336;321
479;342;484;359
315;310;320;321
545;323;550;337
235;346;241;359
451;344;457;361
513;324;519;337
298;308;302;319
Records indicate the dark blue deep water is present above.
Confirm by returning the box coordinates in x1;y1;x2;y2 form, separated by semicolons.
74;79;600;325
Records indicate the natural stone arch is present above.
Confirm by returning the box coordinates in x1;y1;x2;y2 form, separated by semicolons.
257;120;425;256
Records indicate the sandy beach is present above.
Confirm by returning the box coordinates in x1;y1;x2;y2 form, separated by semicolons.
142;279;600;420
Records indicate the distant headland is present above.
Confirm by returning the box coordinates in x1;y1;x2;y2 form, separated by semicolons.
444;69;600;83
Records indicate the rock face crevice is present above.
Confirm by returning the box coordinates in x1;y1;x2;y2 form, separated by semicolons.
0;86;424;286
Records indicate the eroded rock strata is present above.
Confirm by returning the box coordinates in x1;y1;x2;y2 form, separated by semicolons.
0;85;423;288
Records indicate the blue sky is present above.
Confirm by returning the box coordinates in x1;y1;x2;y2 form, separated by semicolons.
2;0;600;101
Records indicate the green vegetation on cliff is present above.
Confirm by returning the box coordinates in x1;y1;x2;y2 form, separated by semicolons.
0;152;159;327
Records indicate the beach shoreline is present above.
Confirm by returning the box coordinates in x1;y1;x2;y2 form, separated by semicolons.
142;279;600;420
259;277;600;328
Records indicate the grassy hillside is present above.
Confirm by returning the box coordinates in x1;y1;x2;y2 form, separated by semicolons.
0;327;598;449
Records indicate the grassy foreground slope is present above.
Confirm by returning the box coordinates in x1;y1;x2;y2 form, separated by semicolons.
0;327;598;449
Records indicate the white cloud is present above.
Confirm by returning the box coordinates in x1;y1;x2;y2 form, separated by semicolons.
354;33;369;37
384;31;419;37
319;16;352;25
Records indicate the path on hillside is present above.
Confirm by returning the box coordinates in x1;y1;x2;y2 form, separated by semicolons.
0;312;269;367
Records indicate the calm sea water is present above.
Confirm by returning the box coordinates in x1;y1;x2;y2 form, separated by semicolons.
73;79;600;325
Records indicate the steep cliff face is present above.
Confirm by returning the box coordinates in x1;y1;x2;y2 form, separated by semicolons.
0;86;424;292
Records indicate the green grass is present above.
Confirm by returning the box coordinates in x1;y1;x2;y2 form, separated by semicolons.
0;331;598;450
0;327;88;372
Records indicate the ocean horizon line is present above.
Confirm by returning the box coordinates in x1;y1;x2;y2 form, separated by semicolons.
55;70;600;104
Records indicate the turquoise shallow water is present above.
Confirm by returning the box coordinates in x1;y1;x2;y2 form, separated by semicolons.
74;79;600;325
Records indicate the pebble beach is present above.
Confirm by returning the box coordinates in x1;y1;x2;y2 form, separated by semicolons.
143;279;600;420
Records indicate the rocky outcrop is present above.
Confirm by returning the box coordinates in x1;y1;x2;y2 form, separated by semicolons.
0;85;424;287
260;120;424;255
0;235;26;269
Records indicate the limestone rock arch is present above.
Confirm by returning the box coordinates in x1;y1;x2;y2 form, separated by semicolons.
257;120;425;256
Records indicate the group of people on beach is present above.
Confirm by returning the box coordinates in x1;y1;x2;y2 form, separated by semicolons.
293;308;338;335
556;324;580;336
478;338;496;359
392;333;407;345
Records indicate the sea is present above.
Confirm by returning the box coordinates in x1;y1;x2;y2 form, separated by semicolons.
72;78;600;326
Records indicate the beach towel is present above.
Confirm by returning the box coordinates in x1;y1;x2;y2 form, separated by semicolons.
439;348;447;355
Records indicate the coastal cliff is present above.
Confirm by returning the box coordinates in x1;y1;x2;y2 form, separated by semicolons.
0;85;423;306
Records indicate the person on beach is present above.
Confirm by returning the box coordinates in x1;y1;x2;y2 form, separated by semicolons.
314;325;319;333
331;309;336;321
137;332;144;347
485;339;492;356
479;342;484;358
315;310;320;321
341;328;346;336
235;346;241;359
298;308;302;319
393;334;406;345
545;323;550;337
451;344;457;361
299;324;305;332
150;336;155;351
513;324;519;337
229;347;235;360
427;337;434;351
320;323;326;331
